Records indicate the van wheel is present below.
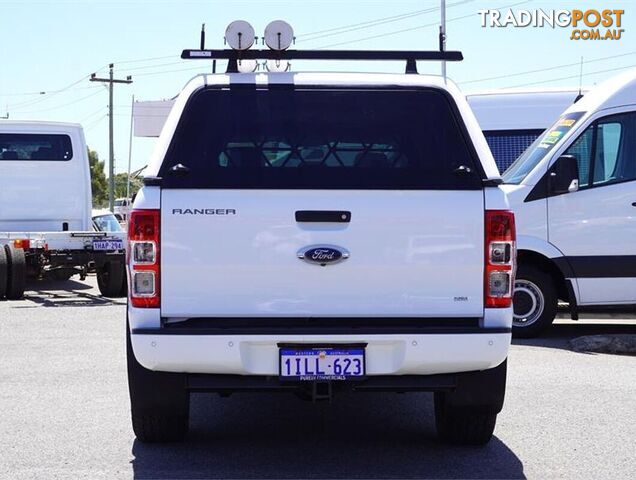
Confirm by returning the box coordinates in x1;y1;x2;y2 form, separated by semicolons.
512;264;557;338
127;318;189;443
0;246;8;298
4;245;26;300
97;262;124;297
434;393;497;445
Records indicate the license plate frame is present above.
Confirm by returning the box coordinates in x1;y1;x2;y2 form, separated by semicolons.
278;344;366;381
92;239;124;251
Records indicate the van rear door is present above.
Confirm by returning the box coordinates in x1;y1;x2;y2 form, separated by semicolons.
159;87;486;318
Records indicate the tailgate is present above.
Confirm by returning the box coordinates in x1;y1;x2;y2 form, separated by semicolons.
161;190;484;317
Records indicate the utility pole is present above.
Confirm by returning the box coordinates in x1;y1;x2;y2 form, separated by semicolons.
126;94;135;201
90;64;132;212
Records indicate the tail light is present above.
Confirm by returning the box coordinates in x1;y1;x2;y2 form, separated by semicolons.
13;239;31;249
485;210;516;308
128;209;160;308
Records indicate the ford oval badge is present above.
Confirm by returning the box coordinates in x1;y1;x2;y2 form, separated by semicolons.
297;245;349;266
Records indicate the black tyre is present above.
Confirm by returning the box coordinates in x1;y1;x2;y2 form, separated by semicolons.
512;264;558;338
4;244;26;300
434;392;497;445
0;246;8;299
127;318;189;443
96;261;125;297
119;269;128;298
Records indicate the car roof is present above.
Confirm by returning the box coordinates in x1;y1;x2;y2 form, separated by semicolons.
0;120;81;129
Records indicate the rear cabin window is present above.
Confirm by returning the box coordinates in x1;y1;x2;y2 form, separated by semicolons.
159;88;482;189
0;133;73;161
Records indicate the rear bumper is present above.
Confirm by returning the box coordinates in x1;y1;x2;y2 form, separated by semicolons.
130;329;511;376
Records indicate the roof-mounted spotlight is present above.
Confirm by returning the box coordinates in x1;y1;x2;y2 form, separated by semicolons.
224;20;255;51
264;20;294;51
265;59;291;72
237;59;259;73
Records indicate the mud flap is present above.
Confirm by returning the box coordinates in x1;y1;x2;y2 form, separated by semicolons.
445;359;507;414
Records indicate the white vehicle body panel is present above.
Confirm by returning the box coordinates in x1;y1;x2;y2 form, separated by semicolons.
161;189;485;318
131;332;510;375
0;121;92;232
467;88;585;132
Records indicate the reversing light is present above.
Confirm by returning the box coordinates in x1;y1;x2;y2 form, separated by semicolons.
131;241;156;264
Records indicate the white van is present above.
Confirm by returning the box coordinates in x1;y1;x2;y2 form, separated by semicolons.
0;121;126;298
501;70;636;337
467;89;585;172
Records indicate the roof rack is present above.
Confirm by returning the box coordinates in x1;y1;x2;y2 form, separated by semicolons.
181;49;463;74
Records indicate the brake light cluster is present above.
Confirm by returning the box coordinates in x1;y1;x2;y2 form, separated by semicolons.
13;239;31;249
485;210;516;308
128;209;160;308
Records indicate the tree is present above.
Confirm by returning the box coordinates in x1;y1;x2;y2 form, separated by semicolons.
88;148;108;208
113;172;143;199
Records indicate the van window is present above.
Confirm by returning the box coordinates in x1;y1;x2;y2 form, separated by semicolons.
0;133;73;161
564;126;594;188
159;88;482;189
483;129;544;172
502;112;585;184
592;113;636;186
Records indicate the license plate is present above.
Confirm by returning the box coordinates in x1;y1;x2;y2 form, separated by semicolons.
92;239;124;251
279;346;365;381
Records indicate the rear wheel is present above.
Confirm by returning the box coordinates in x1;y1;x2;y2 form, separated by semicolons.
512;265;557;338
434;393;497;445
0;246;8;298
127;319;189;442
96;261;125;297
4;244;26;300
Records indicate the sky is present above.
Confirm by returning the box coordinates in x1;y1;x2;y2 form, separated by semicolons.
1;0;634;177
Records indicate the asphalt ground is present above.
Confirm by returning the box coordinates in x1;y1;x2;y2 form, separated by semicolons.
0;276;634;479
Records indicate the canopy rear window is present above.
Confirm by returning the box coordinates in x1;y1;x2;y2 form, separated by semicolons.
0;133;73;161
159;87;482;189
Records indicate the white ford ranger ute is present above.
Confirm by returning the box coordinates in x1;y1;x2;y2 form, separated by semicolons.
126;49;515;445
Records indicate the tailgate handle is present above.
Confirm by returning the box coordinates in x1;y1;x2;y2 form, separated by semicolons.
295;210;351;223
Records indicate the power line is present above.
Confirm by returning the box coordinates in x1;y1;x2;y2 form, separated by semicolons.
84;114;108;132
11;89;104;114
299;4;456;42
315;0;531;49
459;51;636;85
504;63;636;89
79;106;107;123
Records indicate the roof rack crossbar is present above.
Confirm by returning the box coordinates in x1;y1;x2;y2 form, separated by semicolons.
181;49;463;74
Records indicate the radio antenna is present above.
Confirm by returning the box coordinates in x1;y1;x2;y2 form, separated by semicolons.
575;56;584;102
200;23;206;50
440;0;447;78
